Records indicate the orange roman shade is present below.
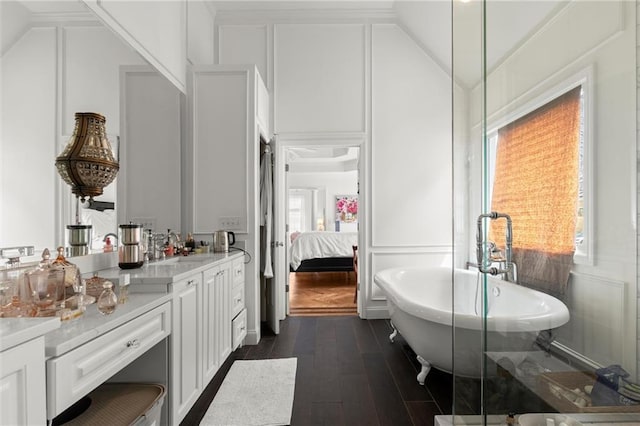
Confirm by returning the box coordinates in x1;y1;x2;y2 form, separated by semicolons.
489;86;581;296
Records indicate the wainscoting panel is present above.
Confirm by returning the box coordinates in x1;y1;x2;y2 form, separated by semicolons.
369;250;451;301
556;272;626;369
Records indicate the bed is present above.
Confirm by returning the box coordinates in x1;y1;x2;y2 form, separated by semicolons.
289;231;358;272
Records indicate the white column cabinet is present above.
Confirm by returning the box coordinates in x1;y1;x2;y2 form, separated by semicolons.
189;64;268;346
171;273;202;424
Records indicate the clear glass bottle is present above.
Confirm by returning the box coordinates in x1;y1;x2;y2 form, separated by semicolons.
97;281;117;315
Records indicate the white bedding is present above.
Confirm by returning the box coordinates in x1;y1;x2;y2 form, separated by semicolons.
289;231;358;270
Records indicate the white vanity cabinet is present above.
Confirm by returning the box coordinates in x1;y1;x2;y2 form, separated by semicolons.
202;261;231;385
170;272;203;424
0;319;59;426
1;338;47;425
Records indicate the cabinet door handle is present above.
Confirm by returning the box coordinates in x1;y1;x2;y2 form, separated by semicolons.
235;298;242;304
187;279;194;286
126;339;140;348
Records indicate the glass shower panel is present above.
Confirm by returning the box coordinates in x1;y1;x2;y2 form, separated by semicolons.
451;0;486;418
453;0;639;423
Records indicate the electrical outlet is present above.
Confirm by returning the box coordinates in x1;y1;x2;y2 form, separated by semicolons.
220;216;242;230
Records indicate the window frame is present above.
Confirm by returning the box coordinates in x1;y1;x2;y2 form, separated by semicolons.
485;66;594;265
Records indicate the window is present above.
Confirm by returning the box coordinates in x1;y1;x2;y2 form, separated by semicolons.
288;189;313;233
487;82;588;295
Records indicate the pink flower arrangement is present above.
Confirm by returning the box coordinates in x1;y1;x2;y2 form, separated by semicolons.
336;196;358;222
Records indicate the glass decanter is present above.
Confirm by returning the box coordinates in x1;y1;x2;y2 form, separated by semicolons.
97;281;117;315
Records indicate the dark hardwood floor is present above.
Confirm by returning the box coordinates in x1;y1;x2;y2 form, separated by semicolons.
181;316;447;426
181;316;555;426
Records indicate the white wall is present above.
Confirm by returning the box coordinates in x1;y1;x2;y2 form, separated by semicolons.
1;21;144;254
83;0;187;94
216;14;453;319
636;0;640;377
288;170;358;229
467;0;637;377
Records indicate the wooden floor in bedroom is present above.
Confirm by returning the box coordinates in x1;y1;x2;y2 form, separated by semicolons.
289;271;357;316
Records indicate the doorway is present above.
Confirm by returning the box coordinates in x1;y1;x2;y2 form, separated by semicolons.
284;146;360;316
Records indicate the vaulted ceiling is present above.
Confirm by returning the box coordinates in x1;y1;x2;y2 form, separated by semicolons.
4;0;565;88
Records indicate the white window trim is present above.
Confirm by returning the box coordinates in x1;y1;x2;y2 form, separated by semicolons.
485;65;594;266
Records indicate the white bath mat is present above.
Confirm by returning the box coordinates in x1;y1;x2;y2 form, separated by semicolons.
199;358;297;426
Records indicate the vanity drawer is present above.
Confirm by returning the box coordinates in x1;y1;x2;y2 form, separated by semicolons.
231;283;245;318
46;302;171;419
232;308;247;350
232;258;244;286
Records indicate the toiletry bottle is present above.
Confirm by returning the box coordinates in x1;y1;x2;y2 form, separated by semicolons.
97;281;117;315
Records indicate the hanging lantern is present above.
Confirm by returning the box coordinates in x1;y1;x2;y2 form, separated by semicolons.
55;112;119;202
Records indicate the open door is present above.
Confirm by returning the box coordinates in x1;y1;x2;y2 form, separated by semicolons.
272;138;288;324
262;137;286;335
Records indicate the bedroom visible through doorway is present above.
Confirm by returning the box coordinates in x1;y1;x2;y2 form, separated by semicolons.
285;146;360;316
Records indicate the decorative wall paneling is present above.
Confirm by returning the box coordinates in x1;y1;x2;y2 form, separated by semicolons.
366;249;452;319
119;68;182;233
216;16;453;319
274;24;366;134
468;0;637;378
555;272;627;370
187;0;215;66
82;0;187;93
635;0;640;378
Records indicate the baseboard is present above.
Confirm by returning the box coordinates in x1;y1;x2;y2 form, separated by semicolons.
363;305;390;320
550;341;602;371
244;330;259;345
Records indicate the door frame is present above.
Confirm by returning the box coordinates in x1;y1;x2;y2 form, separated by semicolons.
274;134;366;319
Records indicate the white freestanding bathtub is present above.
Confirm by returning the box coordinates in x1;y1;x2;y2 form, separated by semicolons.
373;266;570;380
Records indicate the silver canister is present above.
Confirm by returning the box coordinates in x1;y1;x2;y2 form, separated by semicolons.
67;224;92;245
118;223;145;269
119;223;143;244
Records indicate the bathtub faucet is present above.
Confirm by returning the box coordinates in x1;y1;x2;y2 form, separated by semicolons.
476;212;514;280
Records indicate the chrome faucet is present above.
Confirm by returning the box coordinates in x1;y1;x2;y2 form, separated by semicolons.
167;229;183;253
476;212;515;281
103;233;118;243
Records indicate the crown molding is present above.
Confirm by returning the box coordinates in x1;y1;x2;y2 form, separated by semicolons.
29;11;100;26
215;8;396;24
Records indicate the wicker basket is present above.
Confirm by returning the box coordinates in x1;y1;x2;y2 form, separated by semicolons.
537;371;640;413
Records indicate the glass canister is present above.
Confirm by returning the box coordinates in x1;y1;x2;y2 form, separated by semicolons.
118;223;145;269
51;246;82;300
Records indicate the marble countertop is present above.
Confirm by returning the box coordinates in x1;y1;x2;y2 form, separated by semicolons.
0;317;61;352
44;292;172;357
87;251;245;285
